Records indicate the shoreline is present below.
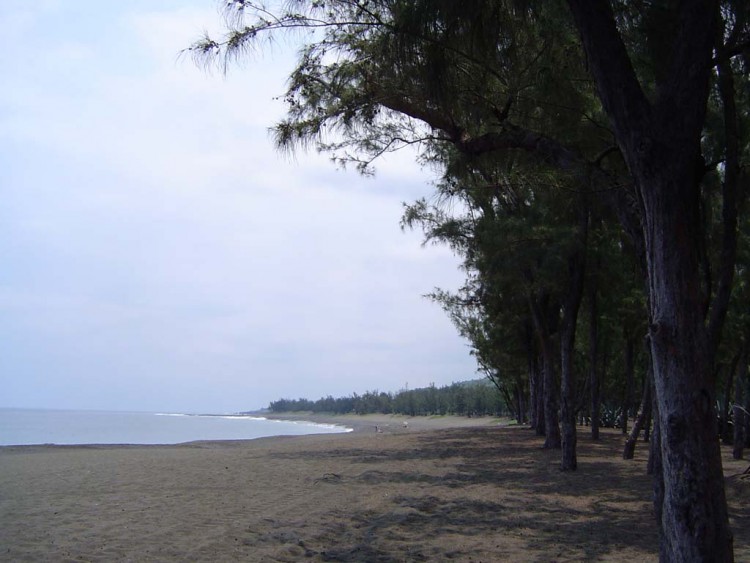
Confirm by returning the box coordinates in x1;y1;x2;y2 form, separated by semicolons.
1;423;747;561
0;412;507;450
259;411;511;434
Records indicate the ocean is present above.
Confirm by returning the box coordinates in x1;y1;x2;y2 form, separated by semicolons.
0;409;351;446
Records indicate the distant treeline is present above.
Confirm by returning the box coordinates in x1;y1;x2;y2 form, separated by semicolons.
268;379;510;417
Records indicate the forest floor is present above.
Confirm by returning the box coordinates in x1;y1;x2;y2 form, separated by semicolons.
1;417;748;562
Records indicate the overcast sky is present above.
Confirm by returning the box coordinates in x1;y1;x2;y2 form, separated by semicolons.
0;0;476;413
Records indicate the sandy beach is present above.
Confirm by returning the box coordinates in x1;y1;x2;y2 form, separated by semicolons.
1;415;748;562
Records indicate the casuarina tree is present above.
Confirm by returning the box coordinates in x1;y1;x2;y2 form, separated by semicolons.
190;1;749;559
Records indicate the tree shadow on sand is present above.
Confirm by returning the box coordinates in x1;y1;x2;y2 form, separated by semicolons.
270;428;672;561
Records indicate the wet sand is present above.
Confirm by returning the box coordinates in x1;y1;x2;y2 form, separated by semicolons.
1;416;748;562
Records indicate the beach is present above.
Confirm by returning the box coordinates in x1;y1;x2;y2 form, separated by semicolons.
1;415;748;562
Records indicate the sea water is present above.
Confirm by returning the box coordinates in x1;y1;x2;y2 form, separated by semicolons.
0;409;350;446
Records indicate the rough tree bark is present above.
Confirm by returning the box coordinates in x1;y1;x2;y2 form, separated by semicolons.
635;74;733;563
566;1;733;559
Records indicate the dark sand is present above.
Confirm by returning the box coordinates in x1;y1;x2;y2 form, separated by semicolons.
1;415;748;562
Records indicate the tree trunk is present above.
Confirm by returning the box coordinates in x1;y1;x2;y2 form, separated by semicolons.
648;389;661;476
734;349;747;460
644;348;654;443
526;322;541;433
623;366;652;459
721;355;739;444
515;380;526;425
528;372;537;430
648;400;664;549
535;351;546;437
622;332;635;434
498;383;516;421
566;1;733;558
588;281;600;440
530;295;561;449
643;164;733;562
541;331;561;449
560;203;588;470
560;330;578;469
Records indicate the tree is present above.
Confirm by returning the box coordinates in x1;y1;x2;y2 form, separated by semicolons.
190;1;749;558
403;162;588;454
564;2;743;558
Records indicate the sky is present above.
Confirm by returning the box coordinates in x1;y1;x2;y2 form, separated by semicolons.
0;0;476;413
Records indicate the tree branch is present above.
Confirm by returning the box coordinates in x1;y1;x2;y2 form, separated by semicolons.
653;0;719;140
565;0;652;153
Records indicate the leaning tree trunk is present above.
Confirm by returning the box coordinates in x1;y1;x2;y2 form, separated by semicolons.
623;366;652;459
